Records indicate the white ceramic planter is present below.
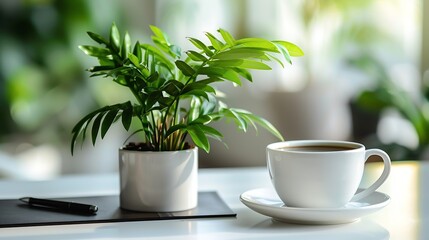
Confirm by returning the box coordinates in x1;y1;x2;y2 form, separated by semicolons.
119;147;198;212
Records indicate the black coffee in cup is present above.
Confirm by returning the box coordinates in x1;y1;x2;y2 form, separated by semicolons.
279;145;357;152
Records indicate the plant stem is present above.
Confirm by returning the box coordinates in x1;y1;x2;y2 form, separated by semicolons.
150;111;158;149
159;48;220;150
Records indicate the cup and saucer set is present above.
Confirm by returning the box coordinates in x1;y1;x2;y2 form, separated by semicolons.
240;140;392;225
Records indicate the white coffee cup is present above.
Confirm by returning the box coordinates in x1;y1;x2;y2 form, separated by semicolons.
266;140;391;208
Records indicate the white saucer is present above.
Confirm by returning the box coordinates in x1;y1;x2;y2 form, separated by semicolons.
240;188;390;225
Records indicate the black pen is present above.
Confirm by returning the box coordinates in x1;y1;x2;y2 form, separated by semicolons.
19;197;98;215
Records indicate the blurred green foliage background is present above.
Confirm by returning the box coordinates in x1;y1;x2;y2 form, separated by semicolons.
0;0;123;144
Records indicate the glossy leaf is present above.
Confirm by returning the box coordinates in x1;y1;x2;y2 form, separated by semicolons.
273;42;292;64
199;125;223;141
72;109;100;134
169;45;182;58
238;110;284;141
222;108;247;132
71;106;111;154
182;89;209;100
91;112;106;145
112;76;128;86
266;53;285;68
165;124;187;138
101;108;120;139
213;48;267;60
121;32;131;59
89;72;108;78
151;37;168;53
209;59;272;70
189;115;212;125
239;113;258;132
205;32;224;50
272;41;304;57
146;73;159;83
196;77;223;85
121;103;133;131
89;65;115;73
163;80;184;95
79;46;110;57
218;28;235;46
188;97;201;122
110;23;121;51
98;57;114;66
146;91;162;110
186;51;208;62
233;68;252;82
187;37;213;56
187;125;209;152
150;25;168;43
149;26;181;58
235;38;278;52
133;41;142;61
198;67;241;85
128;53;140;67
183;82;216;95
140;44;175;69
200;94;218;115
71;120;89;154
175;60;195;76
158;96;174;107
87;31;109;45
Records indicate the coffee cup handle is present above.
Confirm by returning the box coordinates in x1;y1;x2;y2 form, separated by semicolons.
351;149;391;202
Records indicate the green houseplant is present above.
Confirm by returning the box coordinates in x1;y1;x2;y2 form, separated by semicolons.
72;23;303;211
348;54;429;160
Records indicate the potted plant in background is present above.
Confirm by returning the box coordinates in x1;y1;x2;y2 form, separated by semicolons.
347;53;429;160
71;23;303;212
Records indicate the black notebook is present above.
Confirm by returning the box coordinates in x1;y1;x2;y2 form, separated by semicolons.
0;192;236;228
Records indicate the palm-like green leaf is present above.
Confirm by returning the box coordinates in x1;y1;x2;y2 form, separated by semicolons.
121;103;133;131
87;31;109;45
79;46;111;57
235;38;279;52
110;23;121;52
240;111;284;141
272;41;304;57
72;24;302;154
198;125;223;140
91;112;106;145
150;25;181;58
273;42;292;64
101;109;119;139
198;67;241;85
121;32;132;59
205;32;224;50
186;51;208;62
218;28;235;46
213;48;267;60
221;108;248;132
187;37;213;56
209;59;272;70
128;53;140;66
71;103;134;154
140;44;175;70
175;60;196;76
187;124;209;152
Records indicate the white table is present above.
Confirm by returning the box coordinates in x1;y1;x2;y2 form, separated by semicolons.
0;161;427;240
